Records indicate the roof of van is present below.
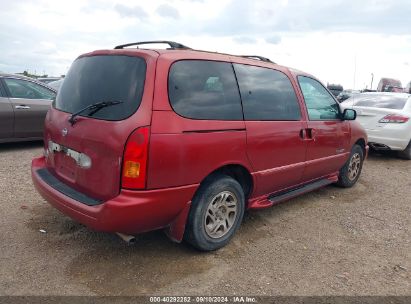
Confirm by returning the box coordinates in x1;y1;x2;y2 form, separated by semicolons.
81;40;316;79
149;48;316;78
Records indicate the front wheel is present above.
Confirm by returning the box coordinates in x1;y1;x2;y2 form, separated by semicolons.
184;174;245;251
336;144;364;188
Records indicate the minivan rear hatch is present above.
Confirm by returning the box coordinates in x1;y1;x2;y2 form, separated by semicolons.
44;52;156;201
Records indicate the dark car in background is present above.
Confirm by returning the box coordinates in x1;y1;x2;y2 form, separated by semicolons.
337;89;361;102
377;78;402;92
0;73;56;143
327;84;344;97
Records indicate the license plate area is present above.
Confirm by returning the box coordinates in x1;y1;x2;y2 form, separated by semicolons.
58;152;76;181
48;141;92;182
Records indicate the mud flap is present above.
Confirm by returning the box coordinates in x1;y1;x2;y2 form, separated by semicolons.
164;201;191;242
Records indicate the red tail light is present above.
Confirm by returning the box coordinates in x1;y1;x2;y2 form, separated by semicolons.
379;114;409;123
121;127;150;189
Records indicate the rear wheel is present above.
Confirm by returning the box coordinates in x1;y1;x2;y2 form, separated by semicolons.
337;144;364;188
398;140;411;160
184;174;245;251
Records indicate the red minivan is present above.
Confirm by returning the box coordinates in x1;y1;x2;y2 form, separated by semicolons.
31;41;368;251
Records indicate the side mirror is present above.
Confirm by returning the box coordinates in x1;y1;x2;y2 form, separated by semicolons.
342;108;356;120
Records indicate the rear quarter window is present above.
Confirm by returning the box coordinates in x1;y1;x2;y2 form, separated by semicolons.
55;55;146;121
168;60;243;120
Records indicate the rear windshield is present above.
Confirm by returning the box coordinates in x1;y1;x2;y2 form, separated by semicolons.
55;55;146;121
353;95;407;110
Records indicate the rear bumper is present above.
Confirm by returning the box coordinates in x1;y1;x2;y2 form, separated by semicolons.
366;126;410;151
31;156;198;235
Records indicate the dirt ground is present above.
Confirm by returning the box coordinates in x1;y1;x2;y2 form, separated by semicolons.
0;141;409;296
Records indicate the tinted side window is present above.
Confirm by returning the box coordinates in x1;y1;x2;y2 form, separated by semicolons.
298;76;340;120
233;64;301;121
168;60;243;120
4;78;55;100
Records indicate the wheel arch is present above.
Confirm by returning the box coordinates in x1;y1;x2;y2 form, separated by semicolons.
201;164;254;200
165;163;253;243
354;138;367;156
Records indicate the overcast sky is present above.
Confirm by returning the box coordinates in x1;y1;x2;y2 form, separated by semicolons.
0;0;410;90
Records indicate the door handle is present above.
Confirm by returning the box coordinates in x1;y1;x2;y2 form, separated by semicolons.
299;129;306;139
307;128;316;141
15;105;31;109
300;128;316;141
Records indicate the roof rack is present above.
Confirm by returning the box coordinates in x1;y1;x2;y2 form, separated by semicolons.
240;55;274;63
114;40;191;50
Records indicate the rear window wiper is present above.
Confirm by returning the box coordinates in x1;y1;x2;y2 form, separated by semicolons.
68;100;124;125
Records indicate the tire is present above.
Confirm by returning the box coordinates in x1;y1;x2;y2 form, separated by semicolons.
336;144;364;188
184;174;245;251
398;140;411;160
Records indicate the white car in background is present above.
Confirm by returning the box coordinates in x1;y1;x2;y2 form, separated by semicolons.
48;78;64;91
341;92;411;159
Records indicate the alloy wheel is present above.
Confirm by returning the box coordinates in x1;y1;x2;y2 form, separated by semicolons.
204;191;238;239
348;153;361;181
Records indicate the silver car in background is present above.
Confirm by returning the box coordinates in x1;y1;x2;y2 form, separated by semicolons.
0;73;56;143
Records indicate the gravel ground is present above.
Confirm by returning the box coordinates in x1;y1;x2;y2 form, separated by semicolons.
0;141;409;296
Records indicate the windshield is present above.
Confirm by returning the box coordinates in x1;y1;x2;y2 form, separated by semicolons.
55;55;146;121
